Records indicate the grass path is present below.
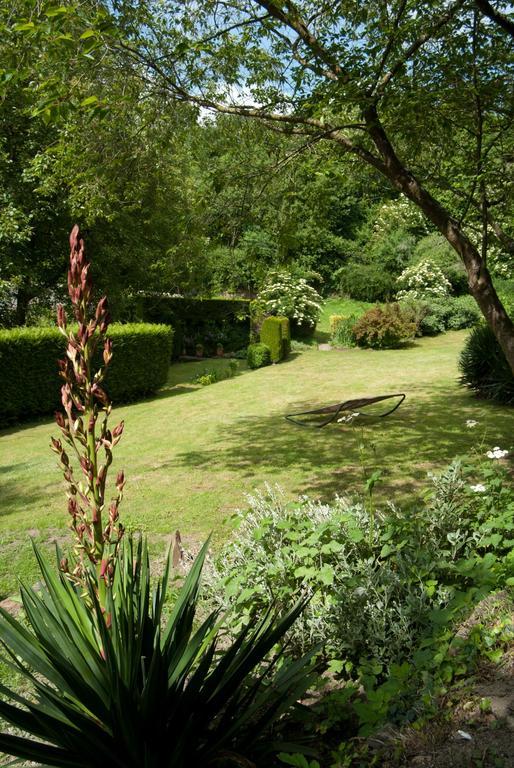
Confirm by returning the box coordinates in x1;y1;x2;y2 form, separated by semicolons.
1;330;513;596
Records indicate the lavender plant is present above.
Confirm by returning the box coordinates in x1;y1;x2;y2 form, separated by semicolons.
51;225;124;607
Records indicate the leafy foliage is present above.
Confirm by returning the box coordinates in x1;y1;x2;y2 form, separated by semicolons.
329;315;357;347
0;537;317;767
337;262;395;303
204;457;514;733
257;272;322;333
402;295;481;336
396;260;453;301
459;323;514;404
247;343;271;369
352;304;416;349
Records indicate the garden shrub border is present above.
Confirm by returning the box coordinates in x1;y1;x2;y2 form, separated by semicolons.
0;323;173;426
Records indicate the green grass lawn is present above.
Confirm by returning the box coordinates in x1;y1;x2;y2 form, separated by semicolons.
1;330;513;598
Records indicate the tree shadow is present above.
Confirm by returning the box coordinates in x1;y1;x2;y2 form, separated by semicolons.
170;386;514;502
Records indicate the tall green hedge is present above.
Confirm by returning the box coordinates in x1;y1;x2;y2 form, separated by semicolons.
260;317;283;363
125;296;250;359
0;324;172;426
276;316;291;357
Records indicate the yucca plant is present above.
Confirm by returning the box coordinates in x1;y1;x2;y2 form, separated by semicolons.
0;538;316;767
0;226;317;767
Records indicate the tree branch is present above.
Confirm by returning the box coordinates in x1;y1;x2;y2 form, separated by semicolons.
475;0;514;38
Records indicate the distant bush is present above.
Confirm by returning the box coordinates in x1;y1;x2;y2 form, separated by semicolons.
329;314;357;347
411;234;468;295
0;323;172;426
402;295;481;336
247;343;271;369
396;259;452;301
352;304;416;349
337;262;395;303
459;323;514;404
260;317;284;363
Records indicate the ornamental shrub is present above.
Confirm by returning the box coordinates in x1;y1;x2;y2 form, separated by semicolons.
396;259;452;301
260;317;283;363
0;323;172;426
329;314;357;347
247;343;271;369
352;304;416;349
459;323;514;404
402;295;481;336
257;272;322;337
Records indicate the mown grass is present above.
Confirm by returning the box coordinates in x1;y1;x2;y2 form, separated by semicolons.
1;331;513;598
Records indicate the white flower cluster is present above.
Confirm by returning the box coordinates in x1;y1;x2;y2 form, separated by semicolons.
469;483;486;493
258;272;322;326
396;259;452;301
466;419;478;428
486;446;509;460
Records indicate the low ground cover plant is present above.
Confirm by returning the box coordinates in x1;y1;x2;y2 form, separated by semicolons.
204;448;514;737
352;303;416;349
0;227;316;767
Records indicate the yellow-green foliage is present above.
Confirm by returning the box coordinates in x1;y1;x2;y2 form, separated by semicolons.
260;317;283;363
276;316;291;357
0;324;173;426
329;314;357;347
247;343;271;369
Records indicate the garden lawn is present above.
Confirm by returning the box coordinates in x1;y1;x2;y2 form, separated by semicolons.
1;330;513;597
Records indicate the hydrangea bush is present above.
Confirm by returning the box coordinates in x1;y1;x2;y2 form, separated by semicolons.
257;271;322;329
396;259;452;301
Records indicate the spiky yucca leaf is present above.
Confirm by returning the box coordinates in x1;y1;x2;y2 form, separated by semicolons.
0;537;316;767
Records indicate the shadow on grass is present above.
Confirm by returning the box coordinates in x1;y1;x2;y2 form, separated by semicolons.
170;385;514;502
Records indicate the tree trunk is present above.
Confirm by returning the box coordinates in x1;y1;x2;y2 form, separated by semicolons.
364;105;514;374
14;284;32;326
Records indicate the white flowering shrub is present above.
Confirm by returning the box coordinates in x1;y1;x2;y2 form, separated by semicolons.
396;259;452;301
257;271;322;328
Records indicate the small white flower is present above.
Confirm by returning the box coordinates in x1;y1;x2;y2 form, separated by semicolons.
486;447;509;459
466;420;478;428
470;483;486;493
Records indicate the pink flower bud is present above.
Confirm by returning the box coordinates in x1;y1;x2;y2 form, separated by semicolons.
112;421;124;439
57;304;67;330
116;470;125;491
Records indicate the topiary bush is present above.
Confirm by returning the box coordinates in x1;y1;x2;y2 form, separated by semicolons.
260;317;283;363
277;315;291;357
247;343;271;369
0;323;173;426
352;304;416;349
459;323;514;404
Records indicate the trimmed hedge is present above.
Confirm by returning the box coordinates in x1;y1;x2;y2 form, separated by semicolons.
247;343;271;369
277;316;291;357
260;317;283;363
0;324;172;426
125;296;250;359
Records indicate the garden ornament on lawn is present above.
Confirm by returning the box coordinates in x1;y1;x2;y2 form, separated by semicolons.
285;393;406;428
